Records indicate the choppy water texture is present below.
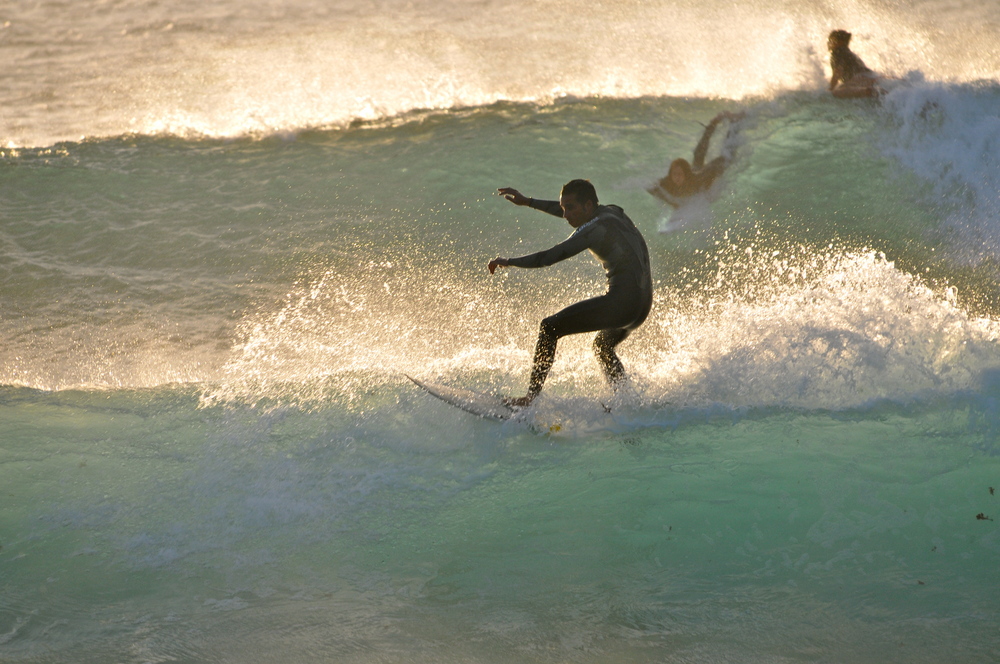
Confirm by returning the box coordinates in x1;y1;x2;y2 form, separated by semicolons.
1;0;999;662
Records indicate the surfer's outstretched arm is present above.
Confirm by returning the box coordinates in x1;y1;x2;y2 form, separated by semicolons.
488;257;509;274
497;187;563;217
691;111;743;170
489;227;595;275
526;198;564;217
691;113;726;170
497;187;531;206
691;111;745;169
647;183;681;208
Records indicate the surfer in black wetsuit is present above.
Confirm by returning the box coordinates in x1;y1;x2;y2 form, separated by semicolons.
647;111;743;208
828;29;881;99
489;179;653;407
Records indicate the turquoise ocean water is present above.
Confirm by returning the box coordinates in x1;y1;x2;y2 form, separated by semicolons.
2;0;1000;661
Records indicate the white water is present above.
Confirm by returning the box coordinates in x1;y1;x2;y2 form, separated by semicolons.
3;0;999;146
2;1;1000;662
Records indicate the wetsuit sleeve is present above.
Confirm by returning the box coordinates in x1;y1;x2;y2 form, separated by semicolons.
527;198;564;218
696;156;727;191
692;120;720;170
650;183;683;208
507;222;603;269
829;53;843;89
831;47;872;88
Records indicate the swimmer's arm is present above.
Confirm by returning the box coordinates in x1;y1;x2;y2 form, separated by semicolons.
829;54;848;90
699;156;728;189
692;114;725;170
647;182;681;208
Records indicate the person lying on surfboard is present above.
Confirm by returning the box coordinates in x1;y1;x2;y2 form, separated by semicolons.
489;179;653;408
647;111;744;208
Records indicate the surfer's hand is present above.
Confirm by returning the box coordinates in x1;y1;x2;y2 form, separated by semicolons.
488;257;509;274
497;187;530;206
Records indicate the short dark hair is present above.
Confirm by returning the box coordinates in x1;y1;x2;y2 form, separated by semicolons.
560;179;598;206
829;29;851;44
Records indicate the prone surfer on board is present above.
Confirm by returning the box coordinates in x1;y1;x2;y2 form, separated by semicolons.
647;111;744;208
489;179;653;408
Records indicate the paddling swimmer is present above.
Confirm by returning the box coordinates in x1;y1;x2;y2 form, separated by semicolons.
489;179;653;407
828;29;883;99
647;111;744;207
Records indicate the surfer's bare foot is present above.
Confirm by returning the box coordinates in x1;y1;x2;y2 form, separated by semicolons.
503;395;534;408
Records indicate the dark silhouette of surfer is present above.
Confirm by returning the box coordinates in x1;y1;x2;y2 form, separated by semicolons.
490;179;652;407
647;111;744;207
828;29;884;99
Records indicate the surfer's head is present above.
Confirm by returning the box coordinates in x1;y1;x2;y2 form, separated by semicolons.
560;179;598;207
668;158;692;187
828;29;851;50
559;179;599;228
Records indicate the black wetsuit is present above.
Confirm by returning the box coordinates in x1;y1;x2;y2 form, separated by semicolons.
830;45;872;87
656;120;728;206
510;201;653;397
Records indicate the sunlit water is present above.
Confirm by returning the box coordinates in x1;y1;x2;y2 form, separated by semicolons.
2;0;999;662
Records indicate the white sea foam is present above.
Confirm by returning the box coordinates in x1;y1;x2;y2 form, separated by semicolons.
2;0;998;146
203;241;1000;418
879;80;1000;264
3;3;1000;662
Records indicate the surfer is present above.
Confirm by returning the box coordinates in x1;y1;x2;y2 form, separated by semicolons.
827;29;883;99
647;111;743;207
490;179;653;408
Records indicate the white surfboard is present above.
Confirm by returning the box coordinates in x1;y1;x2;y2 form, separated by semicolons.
407;375;517;421
659;192;714;233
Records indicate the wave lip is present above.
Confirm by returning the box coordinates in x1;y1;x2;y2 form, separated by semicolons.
5;0;1000;147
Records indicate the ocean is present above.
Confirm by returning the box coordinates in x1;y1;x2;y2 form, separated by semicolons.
2;0;999;662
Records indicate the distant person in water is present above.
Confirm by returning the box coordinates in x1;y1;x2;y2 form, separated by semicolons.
489;179;653;407
828;29;882;98
647;111;744;208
